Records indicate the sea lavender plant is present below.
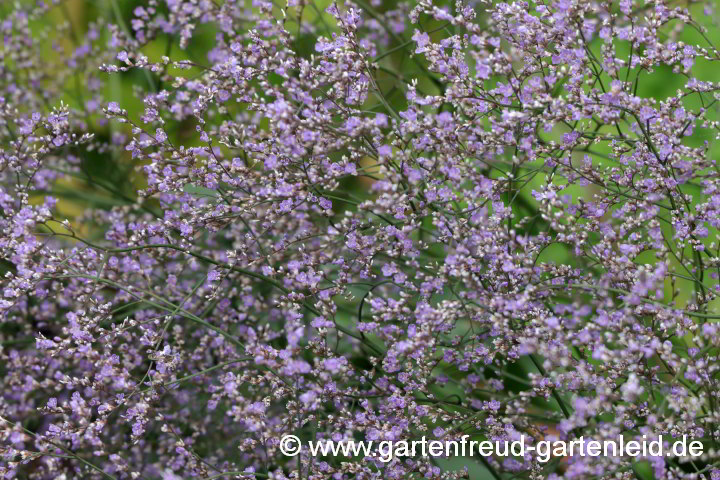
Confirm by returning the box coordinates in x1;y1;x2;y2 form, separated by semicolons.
1;0;720;479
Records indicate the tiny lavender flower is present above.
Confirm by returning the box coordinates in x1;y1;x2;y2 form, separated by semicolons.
0;0;719;479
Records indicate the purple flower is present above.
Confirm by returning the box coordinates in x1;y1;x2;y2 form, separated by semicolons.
1;2;718;479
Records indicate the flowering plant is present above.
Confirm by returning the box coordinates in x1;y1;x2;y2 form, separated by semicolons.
1;0;720;478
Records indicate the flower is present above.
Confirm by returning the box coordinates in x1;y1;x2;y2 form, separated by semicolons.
1;1;718;478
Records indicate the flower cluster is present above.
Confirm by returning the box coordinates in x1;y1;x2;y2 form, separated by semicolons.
1;0;720;479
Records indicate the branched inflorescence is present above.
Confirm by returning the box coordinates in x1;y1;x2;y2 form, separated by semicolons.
1;0;720;478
